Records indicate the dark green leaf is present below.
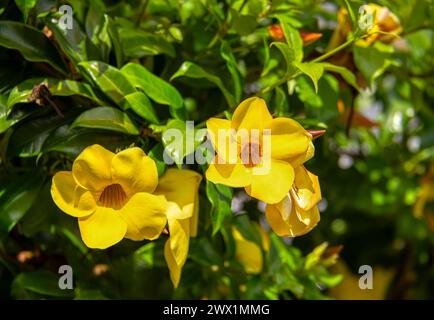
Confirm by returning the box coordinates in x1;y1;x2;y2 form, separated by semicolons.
72;106;140;135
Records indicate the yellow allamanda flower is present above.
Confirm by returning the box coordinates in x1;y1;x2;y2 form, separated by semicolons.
265;166;321;237
155;169;202;288
327;3;401;51
51;144;168;249
233;224;270;274
206;97;315;204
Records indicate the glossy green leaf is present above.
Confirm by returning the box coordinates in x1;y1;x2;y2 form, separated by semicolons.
121;63;183;109
221;41;243;103
72;106;140;135
0;21;67;74
206;181;233;235
122;92;159;124
7;78;105;110
0;170;45;238
120;29;175;58
276;15;303;62
78;61;136;106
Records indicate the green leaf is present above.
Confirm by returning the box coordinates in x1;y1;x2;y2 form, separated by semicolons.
122;92;159;124
78;61;136;106
161;119;195;166
42;125;135;156
171;62;235;108
148;143;167;177
7;111;76;157
7;78;105;110
271;42;297;77
320;62;360;91
0;170;45;238
107;16;124;68
120;29;175;58
72;106;140;135
15;0;38;21
121;63;183;109
206;181;233;235
230;9;257;36
85;3;111;62
11;271;74;298
45;18;88;65
293;61;324;93
233;214;262;247
0;21;67;75
276;15;303;62
220;41;243;103
274;86;288;116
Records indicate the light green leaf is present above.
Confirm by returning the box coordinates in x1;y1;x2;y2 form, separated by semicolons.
293;61;324;93
221;41;243;103
320;62;360;91
78;61;136;106
122;92;159;124
276;15;303;62
72;106;139;135
120;29;175;58
121;63;183;109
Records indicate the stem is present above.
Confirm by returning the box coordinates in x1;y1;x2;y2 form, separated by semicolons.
311;38;355;63
259;38;356;95
135;0;149;28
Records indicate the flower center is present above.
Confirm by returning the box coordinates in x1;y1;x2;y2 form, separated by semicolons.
98;184;127;209
240;142;262;168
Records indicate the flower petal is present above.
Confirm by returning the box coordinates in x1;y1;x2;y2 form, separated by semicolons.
245;159;294;204
51;171;96;217
72;144;114;192
265;195;320;237
78;207;127;249
233;227;263;274
291;166;321;211
164;240;181;288
155;169;202;220
119;192;167;241
111;147;158;196
206;118;238;163
286;141;315;167
269;118;311;159
231;97;272;131
206;162;252;187
168;217;190;268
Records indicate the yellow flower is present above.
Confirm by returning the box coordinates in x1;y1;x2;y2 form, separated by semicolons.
155;169;202;288
233;224;270;274
360;3;402;45
51;144;168;249
206;97;314;204
265;166;321;237
327;3;401;51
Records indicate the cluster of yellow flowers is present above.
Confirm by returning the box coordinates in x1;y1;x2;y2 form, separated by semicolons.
51;97;322;286
206;97;321;237
51;145;201;287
